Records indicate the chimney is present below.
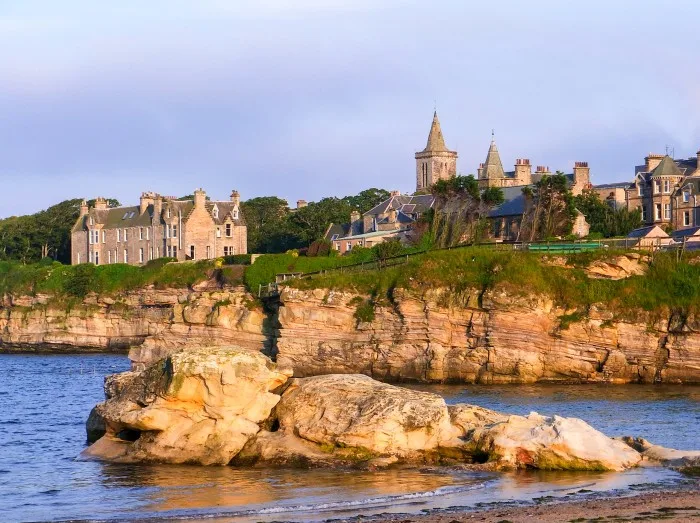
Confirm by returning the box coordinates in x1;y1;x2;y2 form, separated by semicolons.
697;149;700;167
645;153;664;172
572;161;591;196
478;162;485;179
153;195;163;220
390;190;401;197
296;200;307;209
350;210;361;233
514;158;532;185
230;190;240;206
94;197;108;210
194;188;206;208
140;192;155;214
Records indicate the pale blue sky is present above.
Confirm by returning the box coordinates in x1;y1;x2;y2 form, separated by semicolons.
1;0;699;216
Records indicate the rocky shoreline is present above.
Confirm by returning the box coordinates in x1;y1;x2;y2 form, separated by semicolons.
81;345;699;473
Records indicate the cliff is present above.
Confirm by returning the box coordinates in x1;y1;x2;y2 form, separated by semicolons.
275;286;700;384
0;286;272;366
2;265;700;384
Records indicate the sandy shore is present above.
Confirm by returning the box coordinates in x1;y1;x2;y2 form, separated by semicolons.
352;488;700;523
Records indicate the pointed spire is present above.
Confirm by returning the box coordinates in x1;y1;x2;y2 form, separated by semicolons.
482;134;505;180
423;111;449;152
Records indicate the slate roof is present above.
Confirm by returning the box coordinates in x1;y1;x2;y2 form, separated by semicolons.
364;194;435;217
651;156;684;177
627;226;668;239
671;226;700;239
594;182;632;189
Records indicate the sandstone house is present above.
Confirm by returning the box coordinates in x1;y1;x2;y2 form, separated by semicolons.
71;189;247;266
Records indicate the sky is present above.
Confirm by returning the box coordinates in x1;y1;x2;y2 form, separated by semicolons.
2;0;700;217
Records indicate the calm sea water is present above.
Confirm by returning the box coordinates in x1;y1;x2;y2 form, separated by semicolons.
0;353;698;523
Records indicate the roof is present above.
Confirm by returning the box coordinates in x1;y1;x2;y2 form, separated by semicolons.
651;156;684;178
420;112;454;153
206;201;246;226
489;192;527;218
324;223;351;241
481;139;505;180
364;194;435;217
671;227;700;239
627;226;669;239
594;182;632;189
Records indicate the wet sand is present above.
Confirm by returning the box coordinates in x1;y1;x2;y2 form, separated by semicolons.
360;488;700;523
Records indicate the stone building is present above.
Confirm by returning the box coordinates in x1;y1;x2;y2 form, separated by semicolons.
476;136;592;195
325;192;434;254
71;189;247;266
415;112;457;192
624;151;700;230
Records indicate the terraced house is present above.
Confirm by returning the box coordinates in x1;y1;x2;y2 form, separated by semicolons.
71;189;247;266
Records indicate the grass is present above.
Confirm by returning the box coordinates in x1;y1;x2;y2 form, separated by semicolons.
286;247;700;320
0;257;245;300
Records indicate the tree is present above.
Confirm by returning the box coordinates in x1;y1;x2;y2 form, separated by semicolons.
240;197;294;253
574;190;642;238
288;197;354;245
341;188;391;213
86;198;121;208
519;173;577;241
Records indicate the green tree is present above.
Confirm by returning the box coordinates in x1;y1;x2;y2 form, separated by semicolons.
574;190;642;237
341;188;391;213
289;197;354;245
520;173;577;241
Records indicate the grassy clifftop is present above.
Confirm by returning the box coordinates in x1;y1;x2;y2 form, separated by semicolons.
285;248;700;318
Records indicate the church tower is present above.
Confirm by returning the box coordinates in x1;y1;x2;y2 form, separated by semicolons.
415;111;458;192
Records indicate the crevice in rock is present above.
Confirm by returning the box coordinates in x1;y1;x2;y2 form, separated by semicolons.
116;428;141;442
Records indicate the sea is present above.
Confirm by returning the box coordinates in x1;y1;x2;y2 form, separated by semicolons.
0;353;698;523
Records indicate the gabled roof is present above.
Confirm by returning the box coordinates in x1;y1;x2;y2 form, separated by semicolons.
205;201;246;226
481;139;505;179
364;194;435;217
651;156;684;177
671;226;700;239
420;112;454;153
627;225;669;239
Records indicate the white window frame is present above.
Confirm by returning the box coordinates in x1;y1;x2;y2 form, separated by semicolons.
654;204;661;221
139;227;143;240
663;180;671;193
654;180;661;194
172;224;177;238
684;211;690;226
216;227;221;238
124;249;128;264
225;223;232;237
664;203;671;220
146;228;150;240
139;248;144;263
102;230;106;243
108;251;112;264
123;229;128;241
683;191;690;203
117;229;121;242
641;206;647;222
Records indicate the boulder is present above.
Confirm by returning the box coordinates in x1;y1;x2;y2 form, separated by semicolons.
81;346;291;465
468;412;642;471
585;254;648;280
620;437;700;465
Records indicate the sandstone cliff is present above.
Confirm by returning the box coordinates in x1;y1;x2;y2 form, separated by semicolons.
275;286;700;384
2;280;700;384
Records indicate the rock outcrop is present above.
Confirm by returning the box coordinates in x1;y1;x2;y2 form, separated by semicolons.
82;347;290;465
275;287;700;384
84;351;644;471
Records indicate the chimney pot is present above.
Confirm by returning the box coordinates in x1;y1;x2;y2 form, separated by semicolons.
296;200;307;209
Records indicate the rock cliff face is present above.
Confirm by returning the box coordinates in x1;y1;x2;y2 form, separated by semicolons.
0;287;271;366
3;282;700;384
275;287;700;384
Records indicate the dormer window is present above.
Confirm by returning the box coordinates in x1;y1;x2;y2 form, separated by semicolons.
89;216;94;225
213;206;219;219
232;209;239;220
683;191;690;203
167;208;171;218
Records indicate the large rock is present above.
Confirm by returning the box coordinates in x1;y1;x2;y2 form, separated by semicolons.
81;346;291;465
468;412;642;471
585;253;649;280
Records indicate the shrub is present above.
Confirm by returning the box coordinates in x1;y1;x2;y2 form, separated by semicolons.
372;239;404;261
63;264;97;298
354;299;375;323
222;254;252;266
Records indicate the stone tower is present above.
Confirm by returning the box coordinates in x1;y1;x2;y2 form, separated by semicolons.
415;111;458;192
477;136;506;189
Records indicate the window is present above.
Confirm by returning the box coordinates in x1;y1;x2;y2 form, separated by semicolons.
123;229;128;241
190;245;195;260
117;229;121;242
108;251;112;264
94;252;99;266
346;242;352;251
165;224;170;238
149;247;153;260
216;227;221;238
225;223;232;237
172;225;177;238
89;251;92;263
664;203;671;220
654;204;661;221
223;246;229;256
233;209;239;219
102;230;106;243
146;228;150;240
77;253;81;264
122;212;129;220
89;216;94;225
156;247;160;258
206;246;211;259
331;234;339;241
213;206;218;219
654;180;661;194
683;191;690;203
173;247;177;258
663;180;671;193
139;227;143;240
334;242;340;251
641;206;647;222
167;208;171;218
89;231;93;245
684;211;691;226
124;249;128;264
139;248;144;263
